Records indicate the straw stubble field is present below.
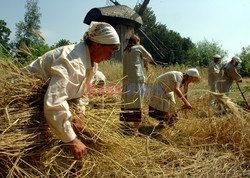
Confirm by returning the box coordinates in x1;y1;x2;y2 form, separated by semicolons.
0;59;250;177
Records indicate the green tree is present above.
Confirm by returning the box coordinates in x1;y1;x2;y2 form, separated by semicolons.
17;42;50;65
187;39;228;67
50;39;72;49
238;45;250;77
135;6;195;65
0;20;11;56
15;0;42;48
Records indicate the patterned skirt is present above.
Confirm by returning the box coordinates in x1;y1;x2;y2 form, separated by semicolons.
120;108;142;122
148;105;167;121
120;83;144;122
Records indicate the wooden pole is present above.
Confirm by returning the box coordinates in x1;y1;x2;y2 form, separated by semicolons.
236;82;249;108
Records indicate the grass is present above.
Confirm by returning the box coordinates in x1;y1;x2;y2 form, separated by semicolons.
0;59;250;177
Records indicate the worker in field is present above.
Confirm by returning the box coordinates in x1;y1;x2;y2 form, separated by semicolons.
120;34;154;135
23;21;120;160
217;56;242;96
148;68;200;127
208;54;222;104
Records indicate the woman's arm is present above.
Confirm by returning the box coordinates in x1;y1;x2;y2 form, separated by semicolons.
174;82;192;109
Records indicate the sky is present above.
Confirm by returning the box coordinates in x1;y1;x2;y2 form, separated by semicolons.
0;0;250;61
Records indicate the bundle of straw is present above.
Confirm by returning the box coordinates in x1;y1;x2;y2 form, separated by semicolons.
1;59;250;177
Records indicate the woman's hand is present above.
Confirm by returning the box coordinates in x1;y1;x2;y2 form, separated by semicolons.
68;138;87;160
72;113;84;134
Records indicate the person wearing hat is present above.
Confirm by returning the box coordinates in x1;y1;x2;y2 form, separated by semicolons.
217;56;242;96
148;68;200;127
23;21;120;160
208;54;222;104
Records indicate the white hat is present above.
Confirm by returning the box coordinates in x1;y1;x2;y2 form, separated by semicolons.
84;21;120;45
213;54;221;58
185;68;200;78
232;56;242;63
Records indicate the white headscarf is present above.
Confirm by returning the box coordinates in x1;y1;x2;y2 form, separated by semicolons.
185;68;200;78
84;21;120;45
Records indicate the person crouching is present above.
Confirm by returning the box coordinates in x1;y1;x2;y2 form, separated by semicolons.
149;68;200;127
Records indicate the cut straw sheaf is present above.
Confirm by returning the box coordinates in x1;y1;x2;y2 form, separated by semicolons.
1;59;250;177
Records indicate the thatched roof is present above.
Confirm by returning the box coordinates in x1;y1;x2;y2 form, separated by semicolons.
84;5;143;27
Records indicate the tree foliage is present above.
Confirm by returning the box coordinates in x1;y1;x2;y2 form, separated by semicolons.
0;20;11;57
238;45;250;77
11;0;50;64
0;20;11;48
15;0;42;48
186;39;228;67
135;6;230;67
50;39;72;49
135;6;195;65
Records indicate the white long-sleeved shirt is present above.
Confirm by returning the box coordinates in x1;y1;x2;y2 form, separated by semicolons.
25;43;96;143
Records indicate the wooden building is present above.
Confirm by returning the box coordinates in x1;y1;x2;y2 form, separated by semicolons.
84;5;143;61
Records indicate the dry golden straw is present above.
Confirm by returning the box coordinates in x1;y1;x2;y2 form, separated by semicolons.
0;59;250;177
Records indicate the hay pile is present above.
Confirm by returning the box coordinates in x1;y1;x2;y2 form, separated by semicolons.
1;59;250;177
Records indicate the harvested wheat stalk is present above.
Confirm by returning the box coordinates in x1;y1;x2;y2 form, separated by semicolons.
1;59;250;177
